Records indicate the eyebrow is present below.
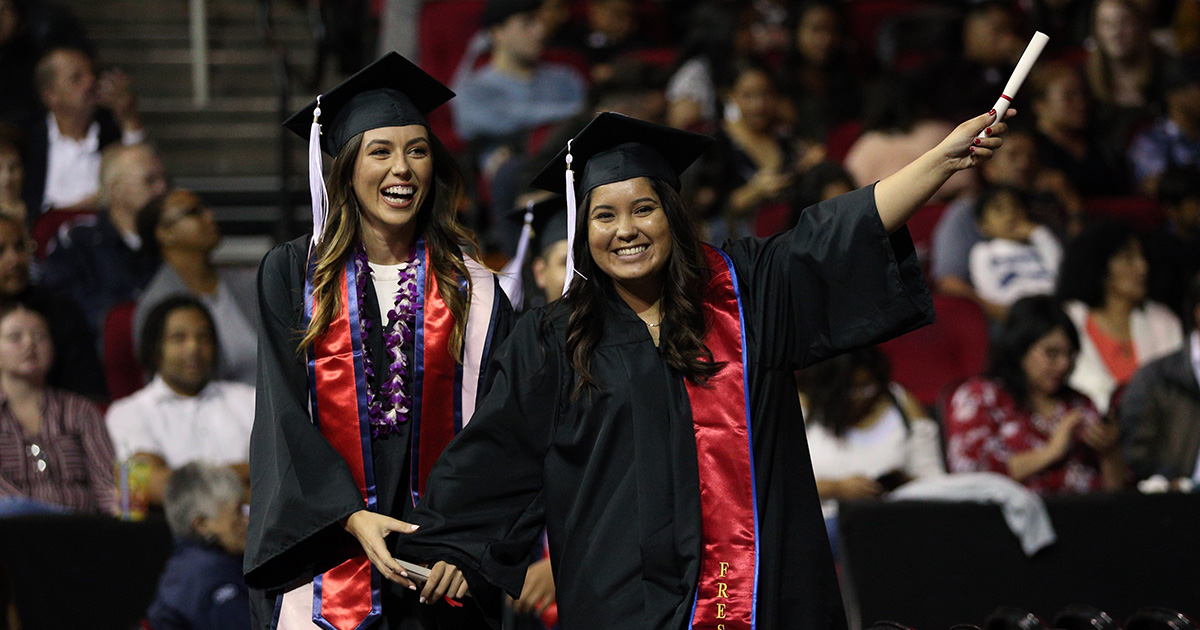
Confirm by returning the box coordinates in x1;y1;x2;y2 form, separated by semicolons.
591;197;659;213
365;139;394;148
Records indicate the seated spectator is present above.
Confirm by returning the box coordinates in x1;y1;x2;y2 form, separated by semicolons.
794;161;855;214
134;190;257;386
0;213;105;399
1146;166;1200;318
41;142;166;330
692;59;807;242
147;462;250;630
969;186;1063;316
1128;56;1200;195
22;46;145;214
0;303;116;515
1085;0;1165;111
0;0;40;127
798;346;945;517
1118;271;1200;486
781;2;861;142
844;70;974;203
1057;220;1183;412
0;125;25;222
934;0;1025;121
577;0;640;83
452;0;587;174
665;2;756;132
932;127;1082;320
946;295;1125;495
1030;60;1130;196
105;297;254;506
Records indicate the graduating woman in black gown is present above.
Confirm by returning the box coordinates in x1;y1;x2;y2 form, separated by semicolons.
243;54;513;630
392;111;1014;630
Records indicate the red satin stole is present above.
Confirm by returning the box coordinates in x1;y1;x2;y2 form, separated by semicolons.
415;254;458;498
310;261;379;630
687;245;759;630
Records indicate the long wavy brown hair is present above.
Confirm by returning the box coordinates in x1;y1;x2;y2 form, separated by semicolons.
558;178;723;398
299;129;477;361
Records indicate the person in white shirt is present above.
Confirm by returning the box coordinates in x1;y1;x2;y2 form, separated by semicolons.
106;295;254;506
968;185;1063;319
24;46;145;214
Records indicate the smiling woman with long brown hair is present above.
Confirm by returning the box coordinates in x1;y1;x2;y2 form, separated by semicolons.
392;108;1014;629
243;53;514;630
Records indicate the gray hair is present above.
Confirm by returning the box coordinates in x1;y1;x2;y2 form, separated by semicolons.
163;462;243;540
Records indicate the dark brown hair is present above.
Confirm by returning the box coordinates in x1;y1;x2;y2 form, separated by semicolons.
299;129;478;361
559;177;722;397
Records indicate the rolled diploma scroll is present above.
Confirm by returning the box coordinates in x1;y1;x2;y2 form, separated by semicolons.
978;31;1050;139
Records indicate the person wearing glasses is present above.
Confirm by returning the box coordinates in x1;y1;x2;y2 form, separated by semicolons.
133;189;258;386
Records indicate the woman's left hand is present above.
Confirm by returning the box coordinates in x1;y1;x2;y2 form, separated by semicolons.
1082;421;1120;455
512;557;555;614
420;560;470;604
934;109;1016;173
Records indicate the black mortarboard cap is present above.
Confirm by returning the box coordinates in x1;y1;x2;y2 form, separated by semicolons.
510;195;568;255
480;0;542;28
529;112;714;198
283;51;454;155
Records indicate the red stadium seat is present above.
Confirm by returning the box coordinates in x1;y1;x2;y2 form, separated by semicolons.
904;201;948;276
31;208;97;258
1085;196;1163;232
826;119;862;165
103;301;145;402
843;0;933;64
880;293;989;408
417;0;486;155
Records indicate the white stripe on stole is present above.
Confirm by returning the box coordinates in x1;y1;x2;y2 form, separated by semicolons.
275;581;322;629
460;257;495;427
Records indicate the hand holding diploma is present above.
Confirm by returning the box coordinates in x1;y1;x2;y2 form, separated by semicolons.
978;31;1049;139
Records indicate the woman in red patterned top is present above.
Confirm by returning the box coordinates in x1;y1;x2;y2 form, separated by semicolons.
0;303;117;514
946;295;1126;495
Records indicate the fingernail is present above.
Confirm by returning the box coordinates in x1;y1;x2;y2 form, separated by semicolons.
989;109;996;117
420;596;427;604
985;127;993;135
973;138;981;145
409;584;418;591
400;571;409;578
969;147;976;153
409;524;420;531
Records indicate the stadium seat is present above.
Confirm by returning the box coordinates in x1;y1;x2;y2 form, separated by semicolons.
103;301;145;401
880;293;989;408
31;208;96;258
1085;196;1163;232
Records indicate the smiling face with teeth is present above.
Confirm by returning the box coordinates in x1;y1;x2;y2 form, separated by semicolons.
586;176;673;305
352;125;433;261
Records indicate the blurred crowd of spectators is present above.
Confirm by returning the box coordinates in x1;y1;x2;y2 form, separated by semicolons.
1;0;1200;626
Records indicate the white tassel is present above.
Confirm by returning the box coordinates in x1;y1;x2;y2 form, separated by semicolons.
309;96;330;246
498;201;534;310
562;140;582;296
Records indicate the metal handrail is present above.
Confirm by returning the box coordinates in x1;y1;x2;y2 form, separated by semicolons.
256;0;297;241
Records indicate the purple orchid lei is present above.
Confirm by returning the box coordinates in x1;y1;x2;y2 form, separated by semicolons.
353;244;421;438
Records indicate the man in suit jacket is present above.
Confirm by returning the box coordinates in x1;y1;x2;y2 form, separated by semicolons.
21;46;144;215
1120;272;1200;485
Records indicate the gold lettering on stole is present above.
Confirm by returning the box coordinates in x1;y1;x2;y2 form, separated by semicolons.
718;562;729;578
716;603;727;619
717;583;729;598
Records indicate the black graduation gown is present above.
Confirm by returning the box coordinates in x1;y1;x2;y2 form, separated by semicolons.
243;236;515;629
396;185;935;630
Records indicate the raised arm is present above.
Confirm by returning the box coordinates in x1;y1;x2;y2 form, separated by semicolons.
874;110;1014;233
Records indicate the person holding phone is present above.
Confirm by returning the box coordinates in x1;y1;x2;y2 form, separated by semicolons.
946;295;1127;495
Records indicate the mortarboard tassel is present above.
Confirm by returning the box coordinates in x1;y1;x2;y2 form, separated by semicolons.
309;96;330;245
498;200;535;310
562;140;579;296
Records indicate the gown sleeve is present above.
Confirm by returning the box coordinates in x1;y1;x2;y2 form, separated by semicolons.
394;310;562;599
243;242;365;590
721;183;934;370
